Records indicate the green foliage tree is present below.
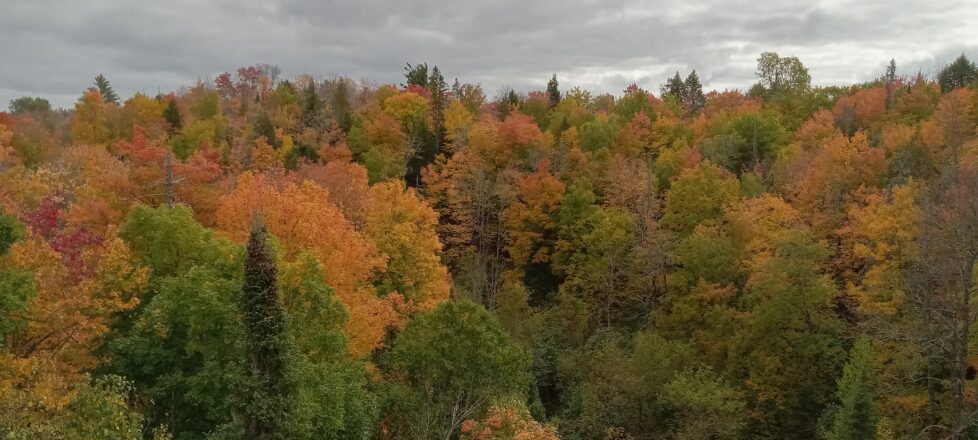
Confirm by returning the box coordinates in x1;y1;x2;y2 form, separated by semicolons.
383;300;531;440
754;52;811;97
662;162;741;237
730;230;845;439
0;210;33;347
8;96;52;115
662;368;746;440
819;337;879;440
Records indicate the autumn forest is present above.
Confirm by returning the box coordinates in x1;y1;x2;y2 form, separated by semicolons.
2;53;978;439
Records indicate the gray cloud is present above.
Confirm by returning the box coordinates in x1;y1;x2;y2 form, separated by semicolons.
1;0;976;109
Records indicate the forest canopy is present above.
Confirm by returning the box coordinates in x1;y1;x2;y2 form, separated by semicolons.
1;52;978;439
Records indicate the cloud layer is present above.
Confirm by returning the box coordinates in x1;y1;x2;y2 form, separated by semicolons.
2;0;976;108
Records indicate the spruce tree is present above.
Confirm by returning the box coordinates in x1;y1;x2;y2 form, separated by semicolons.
93;73;119;104
662;70;687;102
546;73;561;108
684;70;706;114
821;338;879;440
302;81;323;128
884;59;898;109
241;220;289;439
429;66;448;153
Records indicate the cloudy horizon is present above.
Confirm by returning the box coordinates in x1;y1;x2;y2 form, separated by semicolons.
2;0;976;109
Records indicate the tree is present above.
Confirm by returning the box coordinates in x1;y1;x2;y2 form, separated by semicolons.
0;209;33;346
662;161;740;237
8;96;51;115
937;54;977;93
429;65;449;153
70;90;110;144
240;221;290;439
820;338;879;440
684;70;706;114
363;180;450;310
754;52;812;96
384;301;531;440
403;62;429;88
162;96;182;131
884;59;898;109
331;77;353;132
731;230;845;439
460;404;558;440
546;74;561;108
662;70;686;99
93;74;119;104
662;368;746;440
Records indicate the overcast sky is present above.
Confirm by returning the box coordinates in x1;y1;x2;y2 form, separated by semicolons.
2;0;976;109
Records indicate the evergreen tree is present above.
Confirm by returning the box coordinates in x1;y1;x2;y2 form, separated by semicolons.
885;59;897;84
163;98;182;131
254;111;278;148
662;70;687;102
93;73;119;104
241;220;289;439
546;73;561;108
684;70;706;114
302;80;323;128
403;62;429;88
884;59;898;109
451;78;462;97
331;78;353;132
821;338;879;440
938;54;978;93
429;65;448;153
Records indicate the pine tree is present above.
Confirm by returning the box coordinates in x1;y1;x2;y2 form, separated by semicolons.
403;62;429;88
93;73;119;104
662;70;687;102
821;338;879;440
302;80;323;128
546;73;561;108
241;219;289;439
429;65;448;153
684;70;706;114
938;54;978;93
884;59;898;109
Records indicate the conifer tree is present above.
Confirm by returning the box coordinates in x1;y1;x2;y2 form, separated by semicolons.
821;338;879;440
662;70;687;102
93;73;119;104
684;70;706;114
241;219;289;439
938;54;978;93
546;73;561;108
429;65;448;152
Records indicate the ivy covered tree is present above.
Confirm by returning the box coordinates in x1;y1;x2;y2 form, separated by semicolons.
239;219;290;439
